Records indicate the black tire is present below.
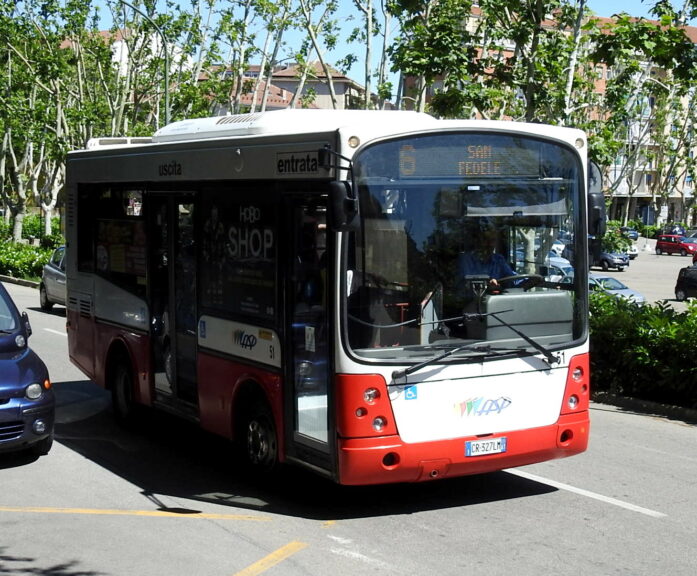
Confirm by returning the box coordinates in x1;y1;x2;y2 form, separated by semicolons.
39;284;53;311
681;249;688;257
676;289;687;302
601;260;609;271
111;358;138;425
243;401;278;472
655;248;662;255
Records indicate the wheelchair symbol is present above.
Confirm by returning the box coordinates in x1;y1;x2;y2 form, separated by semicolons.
405;385;418;400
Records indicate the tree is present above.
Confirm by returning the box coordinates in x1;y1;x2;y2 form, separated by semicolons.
589;1;697;223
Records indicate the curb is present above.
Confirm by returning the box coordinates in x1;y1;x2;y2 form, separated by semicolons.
593;391;697;425
0;274;39;289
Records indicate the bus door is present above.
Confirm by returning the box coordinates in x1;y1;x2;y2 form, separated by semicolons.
285;197;332;467
148;194;198;407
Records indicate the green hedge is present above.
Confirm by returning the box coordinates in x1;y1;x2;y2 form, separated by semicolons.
0;242;55;281
589;293;697;409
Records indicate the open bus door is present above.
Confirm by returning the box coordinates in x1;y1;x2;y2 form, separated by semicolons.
284;196;333;472
148;194;199;410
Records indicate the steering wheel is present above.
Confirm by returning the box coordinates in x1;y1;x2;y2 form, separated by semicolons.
492;273;544;292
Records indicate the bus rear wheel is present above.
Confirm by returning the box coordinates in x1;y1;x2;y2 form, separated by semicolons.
244;402;277;471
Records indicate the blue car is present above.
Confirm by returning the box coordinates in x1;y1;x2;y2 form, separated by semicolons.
0;282;54;456
620;227;639;241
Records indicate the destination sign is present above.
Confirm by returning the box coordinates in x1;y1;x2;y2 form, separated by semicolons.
397;135;542;179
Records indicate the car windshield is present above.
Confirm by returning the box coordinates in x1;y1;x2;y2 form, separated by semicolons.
0;288;18;332
595;277;626;290
343;131;585;361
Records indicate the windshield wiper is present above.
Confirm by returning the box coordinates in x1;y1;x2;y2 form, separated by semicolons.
392;343;523;381
433;308;560;366
487;311;560;366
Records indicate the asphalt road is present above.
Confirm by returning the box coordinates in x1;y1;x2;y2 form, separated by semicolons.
1;280;696;576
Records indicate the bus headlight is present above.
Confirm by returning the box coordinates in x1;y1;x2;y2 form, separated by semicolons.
561;354;590;415
372;416;388;432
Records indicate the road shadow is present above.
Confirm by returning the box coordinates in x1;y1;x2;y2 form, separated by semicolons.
0;546;105;576
28;305;66;318
50;379;557;522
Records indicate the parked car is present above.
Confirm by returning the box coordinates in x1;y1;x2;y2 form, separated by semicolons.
593;250;629;271
39;245;66;310
0;282;54;456
675;265;697;301
589;273;646;305
543;254;574;282
620;226;639;241
655;234;697;257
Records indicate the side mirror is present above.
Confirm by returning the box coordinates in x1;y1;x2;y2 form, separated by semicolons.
328;181;358;231
22;311;32;338
587;162;606;238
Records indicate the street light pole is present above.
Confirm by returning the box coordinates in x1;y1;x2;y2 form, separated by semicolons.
119;0;170;126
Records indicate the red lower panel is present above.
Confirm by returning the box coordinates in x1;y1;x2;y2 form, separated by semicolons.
197;352;282;444
337;412;589;485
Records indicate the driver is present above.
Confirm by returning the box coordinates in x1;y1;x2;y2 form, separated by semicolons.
457;220;515;288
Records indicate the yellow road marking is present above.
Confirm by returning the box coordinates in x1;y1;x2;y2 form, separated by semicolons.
233;541;308;576
0;505;270;521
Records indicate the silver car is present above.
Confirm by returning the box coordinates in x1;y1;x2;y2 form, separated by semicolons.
590;273;646;305
39;246;66;310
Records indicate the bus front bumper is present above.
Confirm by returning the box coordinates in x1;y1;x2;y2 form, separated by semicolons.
336;412;589;485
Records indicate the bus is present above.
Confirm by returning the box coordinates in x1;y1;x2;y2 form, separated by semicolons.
65;109;602;485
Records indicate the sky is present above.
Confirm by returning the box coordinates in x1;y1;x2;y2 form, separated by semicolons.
585;0;687;18
94;1;694;102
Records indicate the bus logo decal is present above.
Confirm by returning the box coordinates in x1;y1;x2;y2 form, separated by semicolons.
233;329;258;350
456;397;512;417
158;160;182;176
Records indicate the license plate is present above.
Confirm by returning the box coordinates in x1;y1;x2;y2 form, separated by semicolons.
466;437;507;457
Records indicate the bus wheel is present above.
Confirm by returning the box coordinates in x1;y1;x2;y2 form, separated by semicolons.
112;359;138;425
244;402;277;471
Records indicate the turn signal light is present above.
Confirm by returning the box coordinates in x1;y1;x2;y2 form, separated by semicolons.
335;374;397;438
560;353;590;414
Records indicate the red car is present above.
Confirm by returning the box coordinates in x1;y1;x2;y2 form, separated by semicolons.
655;234;697;257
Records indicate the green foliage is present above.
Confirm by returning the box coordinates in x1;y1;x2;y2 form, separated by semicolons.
602;220;631;252
21;213;49;240
0;242;53;281
590;293;697;409
0;220;11;241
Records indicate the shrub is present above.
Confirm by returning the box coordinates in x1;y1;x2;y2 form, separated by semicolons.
0;241;53;280
602;221;631;252
590;293;697;409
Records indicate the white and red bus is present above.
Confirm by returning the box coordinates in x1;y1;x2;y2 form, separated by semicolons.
65;109;601;485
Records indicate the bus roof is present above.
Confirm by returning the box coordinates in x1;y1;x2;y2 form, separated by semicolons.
150;109;439;143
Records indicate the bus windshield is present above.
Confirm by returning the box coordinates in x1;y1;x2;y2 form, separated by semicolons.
344;131;584;361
